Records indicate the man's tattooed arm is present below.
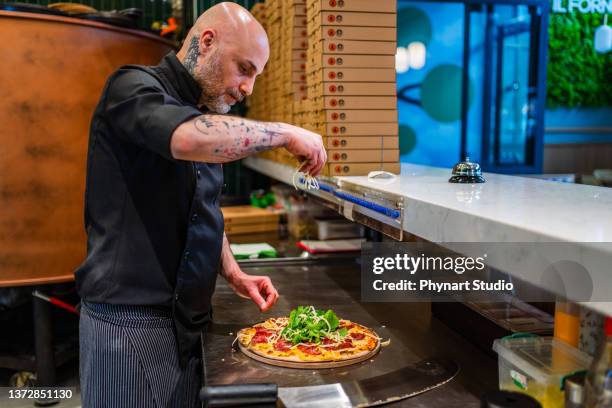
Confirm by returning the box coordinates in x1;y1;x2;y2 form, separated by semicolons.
170;114;290;163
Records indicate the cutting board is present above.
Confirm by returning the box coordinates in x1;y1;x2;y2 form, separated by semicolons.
221;206;280;225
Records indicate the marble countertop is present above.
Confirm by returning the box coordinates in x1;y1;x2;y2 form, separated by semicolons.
244;157;612;244
338;163;612;244
243;157;612;315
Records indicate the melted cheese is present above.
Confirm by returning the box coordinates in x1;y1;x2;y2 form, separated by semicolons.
239;317;379;361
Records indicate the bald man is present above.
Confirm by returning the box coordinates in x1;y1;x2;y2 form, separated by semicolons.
75;3;325;406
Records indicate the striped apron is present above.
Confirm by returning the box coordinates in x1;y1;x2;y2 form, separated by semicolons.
79;302;202;408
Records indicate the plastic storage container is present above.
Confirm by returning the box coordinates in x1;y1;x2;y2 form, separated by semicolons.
492;335;592;408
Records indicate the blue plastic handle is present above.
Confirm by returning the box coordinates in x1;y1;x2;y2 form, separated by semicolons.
333;191;400;219
296;178;399;219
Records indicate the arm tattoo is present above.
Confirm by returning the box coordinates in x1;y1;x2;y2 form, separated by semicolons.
192;115;286;161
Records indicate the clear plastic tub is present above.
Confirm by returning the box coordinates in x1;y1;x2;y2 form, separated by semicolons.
492;335;592;408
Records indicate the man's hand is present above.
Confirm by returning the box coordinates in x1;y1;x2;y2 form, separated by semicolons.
225;269;279;312
282;124;327;176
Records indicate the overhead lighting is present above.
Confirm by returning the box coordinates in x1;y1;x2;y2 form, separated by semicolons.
594;15;611;54
395;47;410;73
408;41;427;69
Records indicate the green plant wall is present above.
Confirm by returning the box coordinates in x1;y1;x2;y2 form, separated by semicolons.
547;11;611;108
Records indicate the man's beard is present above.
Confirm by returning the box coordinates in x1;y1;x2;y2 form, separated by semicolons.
198;49;237;114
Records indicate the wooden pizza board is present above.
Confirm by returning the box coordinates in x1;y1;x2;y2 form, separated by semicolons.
238;338;381;369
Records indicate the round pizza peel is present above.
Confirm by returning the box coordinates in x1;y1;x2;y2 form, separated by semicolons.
238;338;381;369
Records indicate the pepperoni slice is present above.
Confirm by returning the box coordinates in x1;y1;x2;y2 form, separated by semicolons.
350;332;365;340
298;344;322;355
251;334;270;344
321;337;335;345
251;328;276;344
333;340;353;350
274;339;292;352
254;327;275;336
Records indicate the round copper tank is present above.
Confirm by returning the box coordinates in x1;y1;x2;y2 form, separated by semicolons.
0;11;175;286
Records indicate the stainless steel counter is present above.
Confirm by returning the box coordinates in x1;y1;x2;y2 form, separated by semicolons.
203;257;499;407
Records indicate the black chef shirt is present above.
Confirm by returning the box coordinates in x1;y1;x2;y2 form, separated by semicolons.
75;52;224;365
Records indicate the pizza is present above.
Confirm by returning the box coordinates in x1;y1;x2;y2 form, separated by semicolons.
236;306;380;363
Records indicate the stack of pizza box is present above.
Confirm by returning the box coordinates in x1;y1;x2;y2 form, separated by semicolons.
246;3;268;122
267;0;283;123
276;0;309;166
281;1;308;107
249;0;400;176
251;0;284;162
247;2;276;162
304;0;400;176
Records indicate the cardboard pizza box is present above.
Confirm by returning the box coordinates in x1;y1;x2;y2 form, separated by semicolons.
325;122;398;136
323;109;398;123
291;4;307;16
308;109;398;123
293;91;308;101
291;60;308;71
314;96;396;110
292;72;308;82
310;11;396;28
309;68;396;83
292;50;308;60
307;0;396;13
325;161;401;176
327;149;399;163
309;54;396;69
325;135;399;150
308;82;396;96
291;37;309;49
292;83;308;93
312;39;396;55
292;27;309;39
287;15;308;27
311;26;396;42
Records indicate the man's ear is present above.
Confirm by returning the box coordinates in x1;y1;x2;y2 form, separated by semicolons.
199;29;216;51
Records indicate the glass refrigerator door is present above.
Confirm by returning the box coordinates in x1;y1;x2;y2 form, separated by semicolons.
479;3;547;173
396;1;548;174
